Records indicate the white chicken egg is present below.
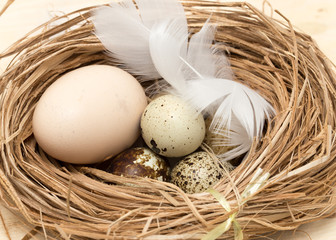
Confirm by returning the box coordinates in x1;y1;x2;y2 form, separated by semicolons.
32;65;147;164
140;94;205;157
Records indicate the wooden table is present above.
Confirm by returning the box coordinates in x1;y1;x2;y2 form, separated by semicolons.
0;0;335;239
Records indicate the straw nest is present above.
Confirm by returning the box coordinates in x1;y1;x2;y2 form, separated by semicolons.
0;1;336;239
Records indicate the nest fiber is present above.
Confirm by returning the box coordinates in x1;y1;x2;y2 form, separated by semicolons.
0;1;336;239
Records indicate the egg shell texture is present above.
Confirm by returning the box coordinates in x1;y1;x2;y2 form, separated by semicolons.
171;151;222;194
33;65;147;164
102;147;170;181
141;95;205;157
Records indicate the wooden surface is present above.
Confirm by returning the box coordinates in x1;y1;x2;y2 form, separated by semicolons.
0;0;336;239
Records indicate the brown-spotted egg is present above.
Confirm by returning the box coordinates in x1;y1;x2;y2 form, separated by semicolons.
171;151;223;194
140;94;205;157
98;147;170;181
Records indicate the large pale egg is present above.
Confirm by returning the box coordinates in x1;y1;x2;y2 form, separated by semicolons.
32;65;147;164
140;94;205;157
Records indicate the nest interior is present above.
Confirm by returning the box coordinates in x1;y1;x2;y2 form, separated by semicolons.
0;1;336;239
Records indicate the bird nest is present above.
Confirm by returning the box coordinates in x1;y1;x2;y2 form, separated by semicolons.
0;1;336;239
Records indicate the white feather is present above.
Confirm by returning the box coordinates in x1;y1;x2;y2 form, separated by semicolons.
93;0;186;80
149;18;275;161
149;18;188;92
93;0;275;161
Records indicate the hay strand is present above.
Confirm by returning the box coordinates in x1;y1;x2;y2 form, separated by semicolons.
0;0;14;17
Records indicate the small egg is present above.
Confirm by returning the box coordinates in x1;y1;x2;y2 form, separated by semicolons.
204;117;233;156
140;95;205;157
171;151;223;194
33;65;147;164
204;117;243;167
98;147;170;181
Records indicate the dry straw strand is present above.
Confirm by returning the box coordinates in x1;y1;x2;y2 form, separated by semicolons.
0;0;14;17
0;0;336;239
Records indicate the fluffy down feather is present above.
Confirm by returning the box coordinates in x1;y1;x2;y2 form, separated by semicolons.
93;0;186;80
93;0;275;161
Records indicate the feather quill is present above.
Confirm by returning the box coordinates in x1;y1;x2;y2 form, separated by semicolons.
93;0;275;161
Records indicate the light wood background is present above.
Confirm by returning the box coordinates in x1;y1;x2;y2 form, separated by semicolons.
0;0;336;239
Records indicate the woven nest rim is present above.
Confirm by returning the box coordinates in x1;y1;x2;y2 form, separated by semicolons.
0;1;336;239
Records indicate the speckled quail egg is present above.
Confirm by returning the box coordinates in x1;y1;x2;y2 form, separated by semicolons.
140;94;205;157
98;147;170;181
204;117;243;167
171;151;223;194
204;117;233;156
